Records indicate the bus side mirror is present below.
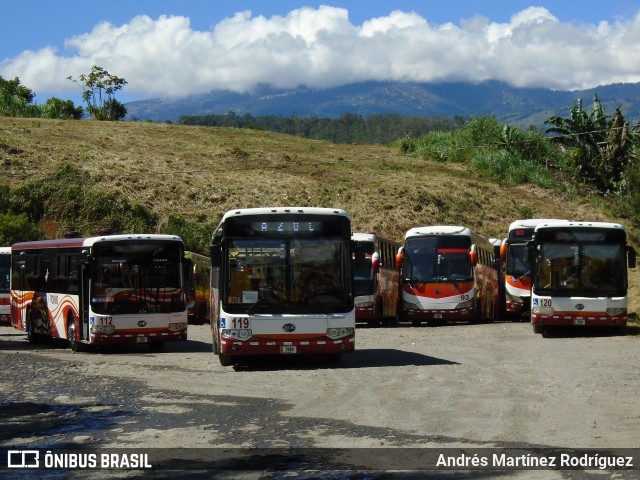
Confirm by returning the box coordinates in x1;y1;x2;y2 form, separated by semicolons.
628;246;637;269
395;248;404;271
371;252;380;274
499;240;507;262
469;247;477;267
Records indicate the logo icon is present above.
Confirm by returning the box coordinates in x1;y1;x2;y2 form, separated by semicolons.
575;304;585;310
8;450;39;468
137;320;147;327
282;323;296;333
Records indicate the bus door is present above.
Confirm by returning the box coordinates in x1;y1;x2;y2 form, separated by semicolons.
78;251;91;341
17;251;26;330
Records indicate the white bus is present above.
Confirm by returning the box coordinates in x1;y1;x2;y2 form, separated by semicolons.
499;219;564;320
11;234;188;351
0;247;10;324
530;221;636;334
210;207;355;366
352;232;401;327
396;226;501;326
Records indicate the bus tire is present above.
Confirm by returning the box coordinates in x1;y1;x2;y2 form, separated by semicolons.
67;321;81;352
218;352;234;367
149;342;165;353
212;336;219;354
411;319;421;327
533;324;543;334
26;317;37;343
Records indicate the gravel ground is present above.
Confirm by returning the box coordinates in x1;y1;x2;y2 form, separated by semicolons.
1;321;639;479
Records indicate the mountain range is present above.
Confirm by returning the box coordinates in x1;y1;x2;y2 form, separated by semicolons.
125;80;640;127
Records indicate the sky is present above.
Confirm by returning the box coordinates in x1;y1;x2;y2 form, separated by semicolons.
2;1;640;104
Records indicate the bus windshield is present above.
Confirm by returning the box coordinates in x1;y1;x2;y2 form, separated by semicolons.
506;243;529;277
224;237;352;314
534;242;626;296
91;241;185;315
404;235;472;283
352;241;374;296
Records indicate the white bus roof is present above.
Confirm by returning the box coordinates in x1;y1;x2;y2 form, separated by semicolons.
404;226;471;239
13;234;183;250
351;232;400;245
508;219;567;231
220;207;350;222
534;220;625;231
0;246;10;254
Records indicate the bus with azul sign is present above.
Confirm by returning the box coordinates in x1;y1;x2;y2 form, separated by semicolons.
10;234;187;351
209;207;355;366
529;221;636;334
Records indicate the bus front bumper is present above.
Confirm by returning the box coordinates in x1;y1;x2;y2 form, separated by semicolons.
220;336;355;356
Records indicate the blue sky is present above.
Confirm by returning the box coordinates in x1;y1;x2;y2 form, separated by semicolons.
2;1;640;103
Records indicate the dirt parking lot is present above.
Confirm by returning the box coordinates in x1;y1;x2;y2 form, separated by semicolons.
1;321;639;478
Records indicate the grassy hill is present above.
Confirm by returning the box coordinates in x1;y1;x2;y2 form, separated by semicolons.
2;116;638;317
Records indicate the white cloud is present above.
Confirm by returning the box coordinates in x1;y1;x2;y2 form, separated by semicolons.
2;6;640;100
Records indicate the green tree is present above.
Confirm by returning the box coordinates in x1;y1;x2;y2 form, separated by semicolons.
0;76;40;117
41;97;83;120
68;66;128;121
0;212;42;245
544;95;637;193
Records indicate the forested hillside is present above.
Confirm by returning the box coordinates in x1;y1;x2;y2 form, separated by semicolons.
1;115;638;313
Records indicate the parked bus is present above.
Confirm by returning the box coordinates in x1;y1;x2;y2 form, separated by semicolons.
352;232;401;327
0;247;10;324
396;226;501;326
529;221;636;334
210;207;355;366
184;251;211;324
10;234;187;351
499;219;564;320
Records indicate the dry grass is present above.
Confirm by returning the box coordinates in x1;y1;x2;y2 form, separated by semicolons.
2;117;638;316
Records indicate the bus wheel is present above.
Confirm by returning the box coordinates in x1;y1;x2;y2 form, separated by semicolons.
149;342;165;353
218;353;234;366
212;337;219;354
26;318;37;343
533;324;543;334
411;319;421;327
67;322;80;352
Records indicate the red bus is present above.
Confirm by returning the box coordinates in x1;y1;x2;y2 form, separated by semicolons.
11;234;187;351
529;221;636;334
499;219;564;320
352;232;401;327
396;226;501;326
210;207;355;366
0;247;10;324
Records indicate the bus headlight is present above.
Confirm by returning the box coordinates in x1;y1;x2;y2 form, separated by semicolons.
168;322;188;332
326;327;354;340
91;324;115;335
532;306;554;316
403;301;420;311
505;291;523;304
221;329;253;341
355;301;373;308
606;307;627;317
456;299;474;310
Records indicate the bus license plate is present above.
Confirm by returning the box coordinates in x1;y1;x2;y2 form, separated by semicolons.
280;346;297;354
574;319;586;326
136;336;148;343
433;313;442;319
